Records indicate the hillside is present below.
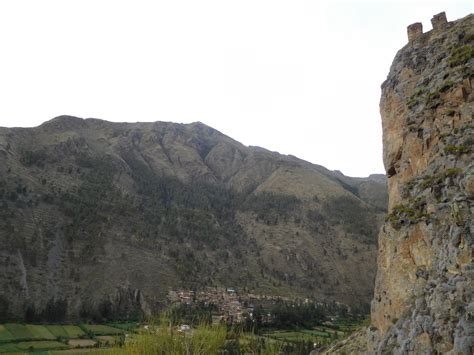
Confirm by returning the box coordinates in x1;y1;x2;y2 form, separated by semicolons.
0;116;386;321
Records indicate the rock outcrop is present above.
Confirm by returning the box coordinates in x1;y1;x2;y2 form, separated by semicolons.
369;12;473;354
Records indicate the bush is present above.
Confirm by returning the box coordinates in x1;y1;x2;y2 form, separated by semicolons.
448;45;474;67
444;145;470;156
20;150;47;167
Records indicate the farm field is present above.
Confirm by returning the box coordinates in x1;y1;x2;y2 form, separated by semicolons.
263;329;332;344
0;325;15;342
261;319;362;347
81;325;125;335
96;335;120;346
0;323;128;353
0;340;68;352
67;339;97;347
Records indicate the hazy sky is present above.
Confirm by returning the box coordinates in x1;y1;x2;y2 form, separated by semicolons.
0;1;472;176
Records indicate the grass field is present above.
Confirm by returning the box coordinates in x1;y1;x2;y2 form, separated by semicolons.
0;340;68;352
0;321;359;353
0;325;15;342
300;329;332;337
63;326;86;338
3;324;34;340
25;324;56;340
81;325;124;335
261;320;363;346
108;323;138;331
264;330;330;341
47;325;70;338
0;323;127;353
15;340;68;351
50;350;110;354
0;342;20;353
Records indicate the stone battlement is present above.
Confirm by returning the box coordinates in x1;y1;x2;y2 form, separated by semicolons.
431;11;447;30
407;11;448;42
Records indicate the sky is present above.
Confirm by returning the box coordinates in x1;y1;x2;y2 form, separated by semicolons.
0;1;472;177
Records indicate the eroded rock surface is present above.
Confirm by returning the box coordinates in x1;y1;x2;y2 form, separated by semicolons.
370;13;473;354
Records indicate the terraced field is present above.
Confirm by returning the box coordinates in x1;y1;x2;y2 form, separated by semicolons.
0;323;128;353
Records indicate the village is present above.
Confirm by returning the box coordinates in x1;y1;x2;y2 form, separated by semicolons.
167;287;294;324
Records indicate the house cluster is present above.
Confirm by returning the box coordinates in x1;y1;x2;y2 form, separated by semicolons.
167;287;306;324
168;287;250;322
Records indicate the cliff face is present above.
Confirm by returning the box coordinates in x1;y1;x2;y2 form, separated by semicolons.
370;13;473;354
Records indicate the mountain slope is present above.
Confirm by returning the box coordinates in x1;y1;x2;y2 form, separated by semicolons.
0;116;387;321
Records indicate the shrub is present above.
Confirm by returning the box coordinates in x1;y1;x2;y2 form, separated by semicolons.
444;145;470;156
20;150;47;167
448;45;474;67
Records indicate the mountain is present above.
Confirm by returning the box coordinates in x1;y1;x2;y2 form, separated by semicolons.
0;116;387;321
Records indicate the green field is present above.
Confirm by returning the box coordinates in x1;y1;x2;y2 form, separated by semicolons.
264;329;330;341
25;324;56;340
109;322;138;331
3;324;34;341
0;325;15;342
15;340;68;351
46;325;70;338
63;325;86;338
262;320;362;346
0;323;127;353
0;342;20;353
0;340;68;352
300;329;332;337
81;324;124;335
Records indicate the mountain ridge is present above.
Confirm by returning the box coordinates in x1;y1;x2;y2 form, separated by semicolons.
0;115;387;321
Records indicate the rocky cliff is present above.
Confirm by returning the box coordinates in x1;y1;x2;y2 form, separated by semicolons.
0;117;386;321
369;12;473;354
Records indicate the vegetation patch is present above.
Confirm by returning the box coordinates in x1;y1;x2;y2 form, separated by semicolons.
0;325;15;342
4;324;34;340
63;325;86;338
25;325;55;340
81;324;124;336
407;87;426;109
439;79;455;93
425;91;441;109
385;201;430;228
419;168;463;190
324;196;378;242
444;144;470;156
20;149;48;168
448;45;474;67
242;192;302;225
109;323;138;331
14;340;68;351
46;325;69;338
96;335;119;346
0;342;20;352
